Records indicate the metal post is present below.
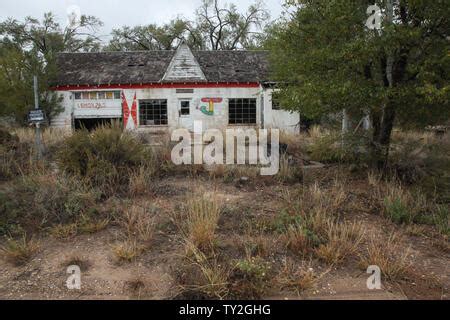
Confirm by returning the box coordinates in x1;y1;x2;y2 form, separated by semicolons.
33;75;42;160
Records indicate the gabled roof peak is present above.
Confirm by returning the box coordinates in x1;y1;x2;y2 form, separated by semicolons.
162;42;207;82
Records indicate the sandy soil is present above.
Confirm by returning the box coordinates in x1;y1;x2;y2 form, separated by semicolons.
0;174;448;300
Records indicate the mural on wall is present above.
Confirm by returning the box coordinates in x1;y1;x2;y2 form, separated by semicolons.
198;98;223;116
122;92;138;129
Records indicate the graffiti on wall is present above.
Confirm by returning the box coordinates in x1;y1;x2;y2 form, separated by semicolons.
198;98;222;116
122;92;138;129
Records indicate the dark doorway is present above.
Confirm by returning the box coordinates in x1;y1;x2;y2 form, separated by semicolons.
74;118;122;131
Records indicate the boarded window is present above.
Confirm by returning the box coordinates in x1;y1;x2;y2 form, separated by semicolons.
228;98;257;124
139;99;168;126
82;92;90;100
89;92;98;100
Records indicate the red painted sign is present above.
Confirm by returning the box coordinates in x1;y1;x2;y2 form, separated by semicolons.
121;91;130;127
130;92;138;127
201;98;223;103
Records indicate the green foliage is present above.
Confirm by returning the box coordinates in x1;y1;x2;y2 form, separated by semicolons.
307;132;371;166
266;0;450;165
0;13;102;124
230;256;271;299
383;197;412;225
272;209;303;233
57;125;155;195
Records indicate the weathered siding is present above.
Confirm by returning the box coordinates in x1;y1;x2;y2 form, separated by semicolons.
162;44;206;82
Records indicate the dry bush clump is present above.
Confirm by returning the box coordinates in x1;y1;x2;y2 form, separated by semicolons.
128;165;157;197
281;224;316;256
0;174;100;236
184;195;221;251
112;204;156;262
111;238;144;263
119;204;156;244
276;258;323;295
378;181;448;235
359;233;412;281
0;127;48;181
57;125;156;196
13;127;71;147
228;254;272;299
49;223;78;240
0;235;40;266
173;241;229;300
277;155;303;184
314;220;365;265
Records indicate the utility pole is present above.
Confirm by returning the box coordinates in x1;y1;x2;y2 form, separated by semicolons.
33;75;43;160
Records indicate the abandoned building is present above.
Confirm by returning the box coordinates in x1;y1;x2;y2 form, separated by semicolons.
50;43;300;132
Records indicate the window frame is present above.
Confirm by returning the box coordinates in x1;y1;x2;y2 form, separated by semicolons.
138;99;168;126
180;100;190;116
228;98;257;125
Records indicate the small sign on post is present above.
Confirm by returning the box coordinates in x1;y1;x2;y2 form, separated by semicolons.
28;109;45;123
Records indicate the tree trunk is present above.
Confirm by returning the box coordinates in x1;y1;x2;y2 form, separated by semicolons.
372;101;396;170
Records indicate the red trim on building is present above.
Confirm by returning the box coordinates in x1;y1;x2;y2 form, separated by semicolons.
50;82;261;91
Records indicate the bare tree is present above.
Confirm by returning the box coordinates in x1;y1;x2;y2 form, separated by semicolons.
195;0;269;50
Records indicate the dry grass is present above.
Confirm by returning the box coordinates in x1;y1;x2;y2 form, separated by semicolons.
229;253;272;299
382;182;426;225
119;204;156;244
111;238;144;262
78;215;110;234
129;166;156;197
359;233;412;281
184;195;221;251
277;155;302;184
49;223;78;240
177;241;230;299
0;236;40;266
282;224;313;256
61;254;91;271
276;258;323;295
13;127;71;147
314;220;365;265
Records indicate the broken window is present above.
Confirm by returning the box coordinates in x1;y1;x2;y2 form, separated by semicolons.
228;98;257;124
139;99;168;126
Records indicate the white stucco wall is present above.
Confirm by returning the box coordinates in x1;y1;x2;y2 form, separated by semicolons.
51;86;300;133
262;88;300;134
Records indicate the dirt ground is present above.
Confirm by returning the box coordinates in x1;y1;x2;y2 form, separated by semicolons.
0;170;448;300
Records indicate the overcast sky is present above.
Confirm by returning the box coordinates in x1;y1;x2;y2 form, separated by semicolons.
0;0;285;41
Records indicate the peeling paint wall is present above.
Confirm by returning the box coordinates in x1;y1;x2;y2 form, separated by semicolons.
51;86;300;133
262;88;300;134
